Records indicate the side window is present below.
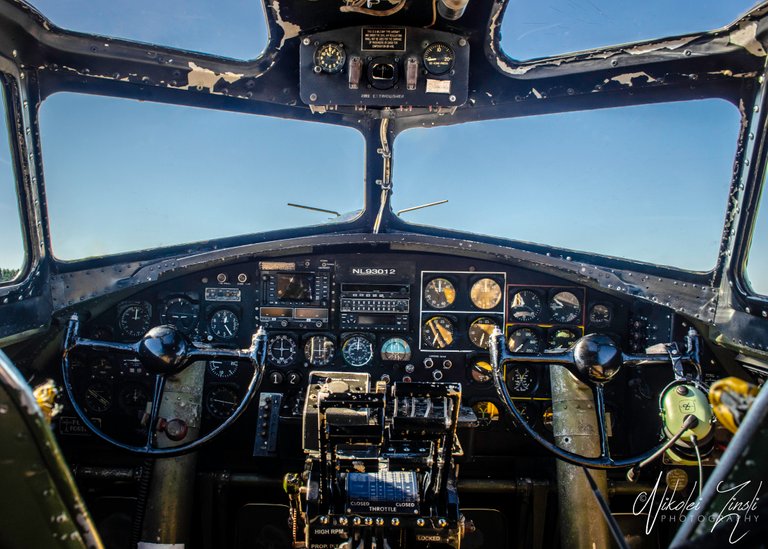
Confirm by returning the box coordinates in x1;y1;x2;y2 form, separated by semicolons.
0;82;25;284
746;185;767;295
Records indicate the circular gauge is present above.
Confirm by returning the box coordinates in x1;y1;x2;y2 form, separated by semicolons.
473;401;500;423
549;291;581;323
267;335;298;366
470;359;493;384
423;42;455;75
342;336;374;368
468;317;498;349
84;382;112;413
91;357;114;378
507;327;540;354
589;304;612;327
381;337;411;362
470;278;502;310
208;360;239;378
119;304;151;338
548;328;579;350
421;316;455;349
161;297;198;333
508;365;536;392
515;402;534;424
304;335;336;367
542;406;554;431
509;290;543;323
314;42;346;74
118;384;149;415
424;278;456;309
90;326;113;340
206;385;239;420
209;309;239;340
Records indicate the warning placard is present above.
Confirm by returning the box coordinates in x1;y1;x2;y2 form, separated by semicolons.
361;28;406;51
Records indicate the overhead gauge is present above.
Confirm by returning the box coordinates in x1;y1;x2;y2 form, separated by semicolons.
589;303;613;327
422;316;455;349
470;359;493;384
507;327;540;354
304;335;335;367
468;317;498;349
470;278;502;310
423;42;455;75
549;291;581;323
381;338;411;362
209;309;239;340
161;297;198;333
424;277;456;309
314;42;346;74
206;385;239;419
509;290;542;323
548;328;579;350
342;336;374;368
119;303;151;338
508;365;536;392
267;335;298;366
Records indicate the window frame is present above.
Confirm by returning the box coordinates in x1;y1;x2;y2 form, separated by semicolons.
0;72;31;288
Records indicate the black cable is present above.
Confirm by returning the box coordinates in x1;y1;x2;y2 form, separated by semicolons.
130;459;154;548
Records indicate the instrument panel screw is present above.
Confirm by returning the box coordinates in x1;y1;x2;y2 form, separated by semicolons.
449;95;456;103
302;38;311;46
458;38;467;47
310;93;318;102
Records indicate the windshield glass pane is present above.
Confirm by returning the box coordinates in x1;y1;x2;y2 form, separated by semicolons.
0;83;25;283
501;0;759;60
746;187;768;295
26;0;267;60
40;93;364;261
392;99;739;271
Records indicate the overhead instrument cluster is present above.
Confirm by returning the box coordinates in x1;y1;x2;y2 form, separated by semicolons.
299;26;470;108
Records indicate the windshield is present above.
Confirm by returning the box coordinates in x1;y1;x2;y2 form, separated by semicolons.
501;0;760;60
25;0;268;60
392;99;740;271
40;93;364;260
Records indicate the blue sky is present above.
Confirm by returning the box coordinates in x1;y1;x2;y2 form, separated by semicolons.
0;0;766;290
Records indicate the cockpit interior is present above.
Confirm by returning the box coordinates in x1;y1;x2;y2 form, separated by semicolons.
1;1;768;548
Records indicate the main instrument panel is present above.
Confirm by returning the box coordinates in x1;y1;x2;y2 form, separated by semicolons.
65;251;674;451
